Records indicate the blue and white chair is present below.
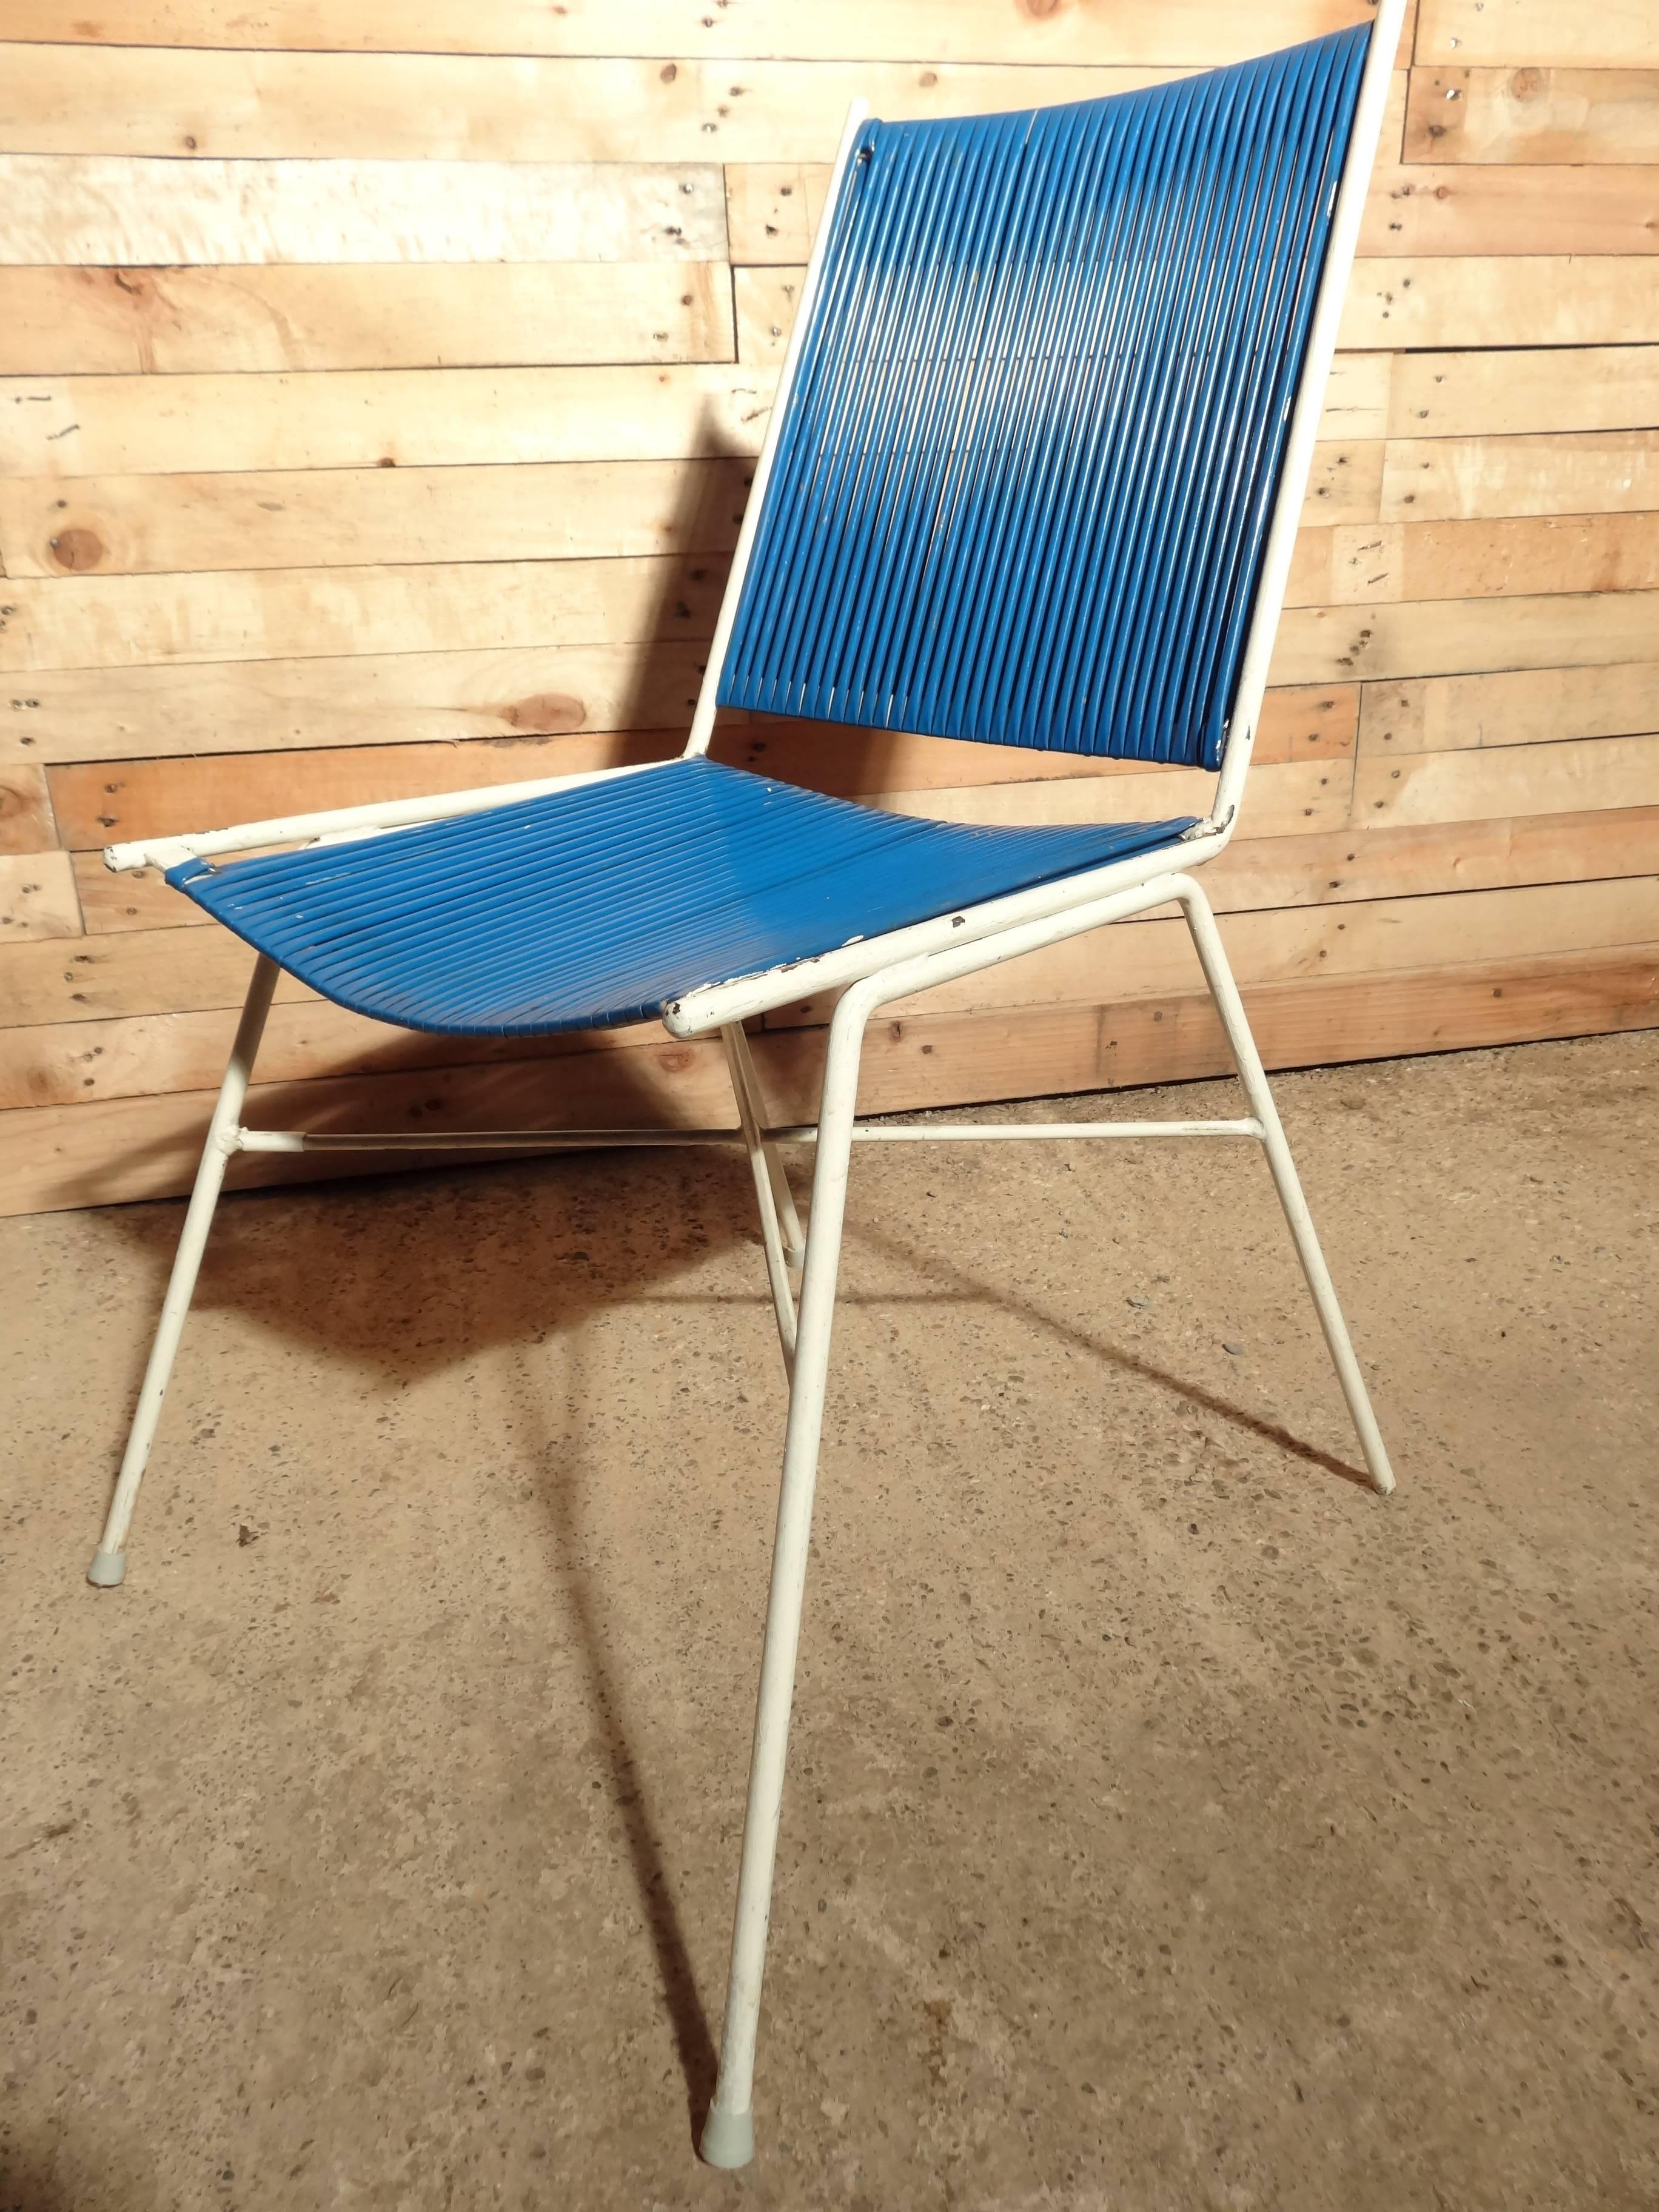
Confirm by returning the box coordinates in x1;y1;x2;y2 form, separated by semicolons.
91;2;1405;2163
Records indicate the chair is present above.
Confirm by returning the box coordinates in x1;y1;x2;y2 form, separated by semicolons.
89;3;1406;2166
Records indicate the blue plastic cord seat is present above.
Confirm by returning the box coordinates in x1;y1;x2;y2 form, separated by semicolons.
167;33;1367;1049
169;759;1195;1037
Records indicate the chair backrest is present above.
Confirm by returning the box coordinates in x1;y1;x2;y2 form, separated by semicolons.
716;27;1372;775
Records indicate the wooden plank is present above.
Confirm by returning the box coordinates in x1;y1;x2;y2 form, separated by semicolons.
0;2;1386;64
46;685;1357;846
0;923;318;1027
1;764;56;852
794;943;1659;1114
1361;165;1659;256
71;802;1659;953
1339;257;1659;349
49;732;674;848
0;364;776;477
85;833;1659;1119
5;937;1651;1221
2;658;697;767
724;163;829;264
1290;513;1659;609
1202;806;1659;914
0;850;79;943
0;263;736;376
12;597;1655;759
737;683;1360;780
1359;663;1659;756
739;273;1389;514
1405;69;1659;164
729;158;1594;275
1272;591;1659;686
734;254;1557;376
7;782;1340;1027
73;853;203;936
41;731;999;848
0;1036;740;1216
967;342;1656;449
0;458;752;579
1382;431;1659;521
1320;354;1395;442
47;685;1356;842
1418;0;1659;67
732;264;801;365
771;877;1659;1027
0;558;725;674
13;637;1350;771
1355;731;1659;827
0;996;671;1111
732;253;1651;439
874;759;1352;842
0;154;724;268
723;261;1393;442
0;47;1184;163
1387;347;1659;438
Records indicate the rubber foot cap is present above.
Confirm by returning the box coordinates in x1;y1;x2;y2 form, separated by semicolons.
700;2108;755;2169
88;1549;127;1588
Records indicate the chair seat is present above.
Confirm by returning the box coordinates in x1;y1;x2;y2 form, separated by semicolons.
169;757;1196;1037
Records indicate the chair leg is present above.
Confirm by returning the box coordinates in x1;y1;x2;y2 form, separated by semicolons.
89;955;279;1587
723;1021;806;1265
1176;883;1395;1495
701;991;870;2168
722;1024;798;1375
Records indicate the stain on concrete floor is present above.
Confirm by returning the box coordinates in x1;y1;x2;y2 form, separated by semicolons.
2;1033;1656;2211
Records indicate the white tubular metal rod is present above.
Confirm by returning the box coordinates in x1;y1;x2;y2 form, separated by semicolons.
104;757;671;876
234;1119;1263;1155
700;967;881;2171
663;833;1224;1037
703;878;1269;2161
683;97;870;761
233;1127;742;1153
786;1119;1265;1142
702;851;1400;2155
829;868;1194;1014
88;955;280;1587
1212;0;1410;830
723;1026;807;1263
722;1025;799;1375
1171;876;1395;1495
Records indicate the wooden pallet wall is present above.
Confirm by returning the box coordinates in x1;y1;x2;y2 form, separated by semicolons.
1;0;1655;1215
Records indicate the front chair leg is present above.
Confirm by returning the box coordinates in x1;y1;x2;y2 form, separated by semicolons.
1174;880;1395;1494
701;985;873;2168
89;955;279;1587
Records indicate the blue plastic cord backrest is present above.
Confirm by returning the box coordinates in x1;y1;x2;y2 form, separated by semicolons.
718;28;1370;772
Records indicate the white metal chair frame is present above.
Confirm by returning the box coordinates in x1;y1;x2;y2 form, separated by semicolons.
90;4;1404;2167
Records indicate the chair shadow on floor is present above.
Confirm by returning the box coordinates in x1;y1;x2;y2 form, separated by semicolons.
509;1310;725;2134
0;2144;122;2212
93;1065;773;2143
87;997;1378;2139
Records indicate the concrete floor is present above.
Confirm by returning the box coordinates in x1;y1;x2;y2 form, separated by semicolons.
2;1033;1656;2211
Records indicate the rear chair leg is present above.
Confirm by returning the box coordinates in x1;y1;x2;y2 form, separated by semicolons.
722;1025;799;1375
702;990;870;2168
1176;883;1395;1494
89;955;279;1587
724;1022;805;1265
